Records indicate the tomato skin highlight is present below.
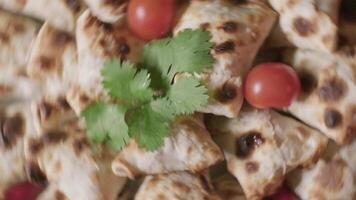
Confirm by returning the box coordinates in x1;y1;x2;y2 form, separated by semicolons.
243;63;301;109
4;182;43;200
127;0;176;41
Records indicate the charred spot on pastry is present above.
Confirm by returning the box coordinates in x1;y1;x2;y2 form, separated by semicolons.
73;138;90;156
0;113;24;148
0;110;4;122
245;161;259;173
0;32;10;43
103;0;127;6
219;21;238;33
68;122;82;133
102;36;131;58
29;138;44;155
99;38;107;48
57;97;71;110
55;190;67;200
43;131;68;144
172;181;191;193
26;162;48;186
235;131;264;158
187;146;193;155
310;191;327;200
37;101;53;121
324;108;343;128
146;176;159;188
345;126;356;142
216;81;237;103
79;94;90;104
15;68;27;77
298;69;317;96
347;105;356;124
296;126;310;137
0;84;12;93
38;56;55;70
338;46;356;57
287;0;297;7
179;116;206;135
230;0;247;4
84;15;98;28
322;34;333;46
248;14;264;24
199;176;212;192
117;42;130;55
156;194;167;200
200;23;210;30
293;17;316;37
52;161;63;173
13;23;25;33
8;21;25;33
315;160;345;191
53;31;73;45
214;40;235;54
317;78;347;102
344;106;356;140
65;0;82;13
15;0;27;6
102;22;113;32
236;40;246;47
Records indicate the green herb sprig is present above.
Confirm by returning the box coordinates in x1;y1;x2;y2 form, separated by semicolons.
81;29;214;151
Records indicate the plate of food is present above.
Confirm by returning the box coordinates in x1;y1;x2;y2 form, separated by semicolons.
0;0;355;199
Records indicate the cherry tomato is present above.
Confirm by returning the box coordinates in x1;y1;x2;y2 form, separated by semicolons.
271;187;298;200
4;182;43;200
127;0;175;41
244;63;301;109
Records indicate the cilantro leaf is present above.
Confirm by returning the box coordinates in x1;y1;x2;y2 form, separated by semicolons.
151;98;175;120
141;29;214;81
167;76;208;115
83;30;214;152
81;102;129;151
170;29;214;73
127;102;171;151
102;60;153;105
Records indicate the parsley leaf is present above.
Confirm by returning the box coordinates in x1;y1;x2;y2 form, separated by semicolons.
141;29;214;80
127;102;171;151
81;102;129;151
167;76;208;115
102;60;153;105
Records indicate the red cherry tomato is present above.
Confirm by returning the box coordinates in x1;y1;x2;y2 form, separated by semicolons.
244;63;301;109
271;187;298;200
127;0;175;41
4;182;43;200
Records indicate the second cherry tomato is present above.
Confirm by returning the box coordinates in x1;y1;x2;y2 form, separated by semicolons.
127;0;176;41
4;182;43;200
244;63;301;109
270;187;298;200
